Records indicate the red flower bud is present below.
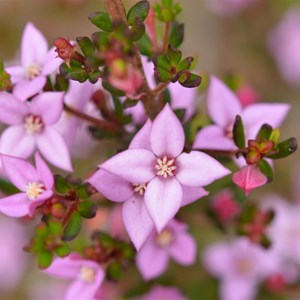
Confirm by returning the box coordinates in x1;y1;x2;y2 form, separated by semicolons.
54;37;75;61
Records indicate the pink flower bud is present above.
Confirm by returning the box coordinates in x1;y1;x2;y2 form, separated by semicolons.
265;273;286;293
236;85;259;107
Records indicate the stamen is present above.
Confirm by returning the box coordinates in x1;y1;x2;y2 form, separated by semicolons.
27;64;41;80
79;266;96;283
155;156;176;178
24;115;44;134
156;229;174;247
132;183;147;195
25;182;45;200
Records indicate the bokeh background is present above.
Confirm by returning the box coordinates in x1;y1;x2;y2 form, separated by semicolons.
0;0;300;299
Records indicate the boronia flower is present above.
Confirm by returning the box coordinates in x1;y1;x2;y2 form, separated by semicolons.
0;91;72;171
5;22;62;101
140;285;187;300
95;104;230;232
136;219;196;280
0;153;53;217
44;253;104;300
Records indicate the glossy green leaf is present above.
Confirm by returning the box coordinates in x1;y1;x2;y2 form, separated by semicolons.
127;0;150;25
78;200;97;219
38;250;53;269
258;159;273;182
88;12;112;32
167;45;182;66
76;36;95;57
267;137;297;159
233;115;245;148
62;212;82;241
256;124;273;141
169;22;184;48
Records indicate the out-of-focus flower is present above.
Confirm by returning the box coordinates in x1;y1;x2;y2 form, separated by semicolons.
136;219;196;280
203;238;280;300
0;91;72;171
193;76;290;151
44;253;104;300
268;8;300;87
93;104;229;233
140;285;187;300
0;153;53;217
236;85;259;107
5;22;62;101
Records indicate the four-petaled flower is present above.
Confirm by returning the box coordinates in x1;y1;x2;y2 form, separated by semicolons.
0;153;54;217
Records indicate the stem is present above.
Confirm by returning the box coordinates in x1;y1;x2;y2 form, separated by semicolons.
152;82;170;96
63;103;120;132
62;203;77;227
162;22;170;53
193;148;238;158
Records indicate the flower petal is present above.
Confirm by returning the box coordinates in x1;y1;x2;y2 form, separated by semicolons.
100;149;156;184
150;104;185;157
176;151;231;186
242;103;290;139
193;125;237;151
42;47;63;75
0;126;36;159
145;177;183;232
0;92;29;124
5;66;26;84
36;127;72;171
29;92;64;125
129;119;152;151
1;154;38;191
136;240;169;280
35;152;54;189
21;22;48;67
207;76;242;128
87;169;133;202
122;194;154;251
170;232;197;265
0;193;30;217
181;185;209;206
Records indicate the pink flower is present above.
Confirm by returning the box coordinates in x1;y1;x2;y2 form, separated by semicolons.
5;22;62;101
44;253;104;300
268;8;300;87
88;119;208;250
193;76;290;151
0;91;72;171
136;219;196;280
236;85;259;107
203;238;280;300
94;104;230;233
140;285;187;300
0;153;53;217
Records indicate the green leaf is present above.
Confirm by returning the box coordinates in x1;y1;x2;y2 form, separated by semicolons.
0;61;12;91
173;108;186;122
167;45;182;66
267;137;298;159
59;63;88;83
88;70;102;84
154;67;171;82
122;98;139;108
54;74;69;92
107;262;122;281
136;34;153;56
169;22;184;48
129;18;146;41
76;36;95;57
38;250;53;269
62;212;82;241
233;115;245;148
127;0;150;25
55;244;70;257
177;57;193;71
258;159;273;182
88;12;112;32
178;72;201;88
75;183;91;199
102;80;125;96
91;31;110;49
0;178;19;195
162;0;173;8
154;54;171;71
256;123;273;141
48;220;62;235
78;200;97;219
54;175;70;194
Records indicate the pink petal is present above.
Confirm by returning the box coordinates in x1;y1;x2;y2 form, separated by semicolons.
242;103;290;139
181;185;208;206
122;194;155;251
29;92;64;125
221;279;256;300
5;66;26;84
35;152;54;189
150;104;185;158
0;126;36;159
42;47;63;75
0;193;30;217
170;232;197;265
21;22;48;67
36;127;72;171
0;92;29;124
193;125;237;151
1;154;38;191
207;76;242;128
141;55;156;89
232;165;268;196
87;169;133;202
129;119;152;151
136;241;169;280
176;151;231;187
145;177;183;232
125;101;147;125
100;149;156;184
13;76;46;102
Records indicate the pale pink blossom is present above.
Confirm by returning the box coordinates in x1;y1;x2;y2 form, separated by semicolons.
44;253;104;300
0;153;53;217
136;219;196;280
140;285;187;300
5;22;62;101
0;91;72;171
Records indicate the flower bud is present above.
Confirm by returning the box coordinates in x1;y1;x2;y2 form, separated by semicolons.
54;38;75;61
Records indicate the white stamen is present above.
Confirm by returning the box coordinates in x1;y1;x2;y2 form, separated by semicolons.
156;229;174;247
133;183;147;195
27;64;41;80
79;266;96;283
25;182;45;200
24;115;44;134
155;156;176;178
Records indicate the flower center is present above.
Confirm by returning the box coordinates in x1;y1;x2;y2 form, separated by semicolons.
235;257;253;275
225;124;233;139
79;266;96;283
133;183;147;195
27;64;41;80
24;115;44;134
25;182;46;200
156;229;174;247
155;156;176;178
